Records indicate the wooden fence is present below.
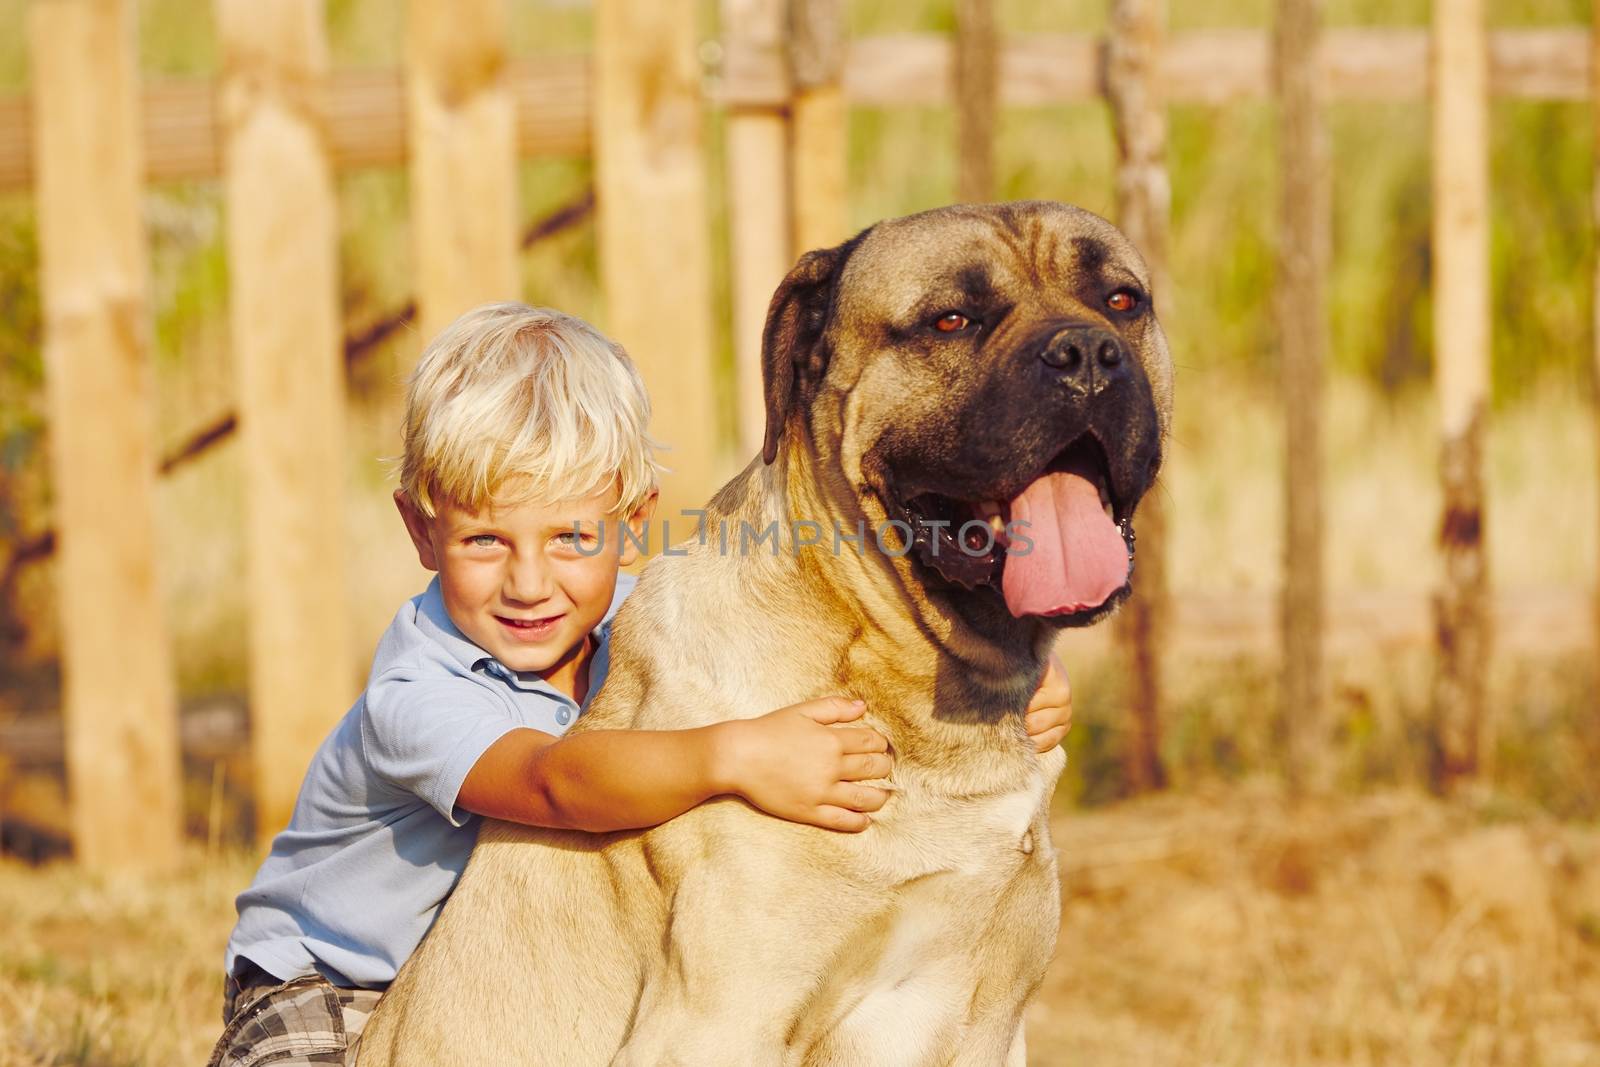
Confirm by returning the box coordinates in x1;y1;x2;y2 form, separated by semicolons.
0;0;1593;869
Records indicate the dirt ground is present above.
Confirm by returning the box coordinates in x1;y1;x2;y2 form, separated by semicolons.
1;784;1597;1067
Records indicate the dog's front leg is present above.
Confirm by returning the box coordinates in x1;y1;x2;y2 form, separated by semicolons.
1003;1021;1027;1067
610;847;854;1067
609;948;794;1067
609;1020;784;1067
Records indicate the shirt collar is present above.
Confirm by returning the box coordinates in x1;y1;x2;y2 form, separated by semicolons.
413;576;493;674
414;572;636;707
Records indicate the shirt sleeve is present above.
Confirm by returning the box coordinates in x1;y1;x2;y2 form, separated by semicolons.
359;671;523;827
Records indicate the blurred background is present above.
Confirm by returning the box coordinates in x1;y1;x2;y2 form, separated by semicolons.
0;0;1597;1064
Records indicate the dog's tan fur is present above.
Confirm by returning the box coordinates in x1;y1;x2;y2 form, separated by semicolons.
357;202;1171;1066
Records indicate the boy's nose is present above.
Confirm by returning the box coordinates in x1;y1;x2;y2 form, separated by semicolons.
504;556;554;604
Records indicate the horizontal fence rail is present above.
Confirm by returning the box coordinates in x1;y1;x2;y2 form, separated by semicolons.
805;28;1591;107
0;28;1589;192
0;57;590;190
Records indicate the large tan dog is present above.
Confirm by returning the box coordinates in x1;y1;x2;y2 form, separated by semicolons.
357;201;1173;1066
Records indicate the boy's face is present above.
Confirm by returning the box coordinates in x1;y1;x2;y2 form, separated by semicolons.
396;480;656;695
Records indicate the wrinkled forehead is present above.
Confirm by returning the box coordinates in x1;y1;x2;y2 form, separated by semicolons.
833;202;1151;321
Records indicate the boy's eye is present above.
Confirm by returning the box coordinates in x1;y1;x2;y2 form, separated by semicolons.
467;534;499;548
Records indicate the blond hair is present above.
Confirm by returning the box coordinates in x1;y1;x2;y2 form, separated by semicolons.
399;303;663;519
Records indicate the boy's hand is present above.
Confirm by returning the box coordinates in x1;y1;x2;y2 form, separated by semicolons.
716;697;892;833
1025;654;1073;754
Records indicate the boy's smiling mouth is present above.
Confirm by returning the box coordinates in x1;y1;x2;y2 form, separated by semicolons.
495;613;563;640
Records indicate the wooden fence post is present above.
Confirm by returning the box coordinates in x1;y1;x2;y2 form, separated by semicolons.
1275;0;1329;795
29;0;182;871
954;0;998;204
1591;12;1600;692
406;0;520;342
217;0;354;842
789;0;849;253
595;0;720;530
724;0;794;460
1431;0;1493;790
1106;0;1170;793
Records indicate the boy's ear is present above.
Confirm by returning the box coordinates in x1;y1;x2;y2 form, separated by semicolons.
618;489;658;567
394;489;441;572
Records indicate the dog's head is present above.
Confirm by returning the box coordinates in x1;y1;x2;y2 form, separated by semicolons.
762;201;1173;633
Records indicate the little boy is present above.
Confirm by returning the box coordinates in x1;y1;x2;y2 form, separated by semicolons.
208;303;1072;1066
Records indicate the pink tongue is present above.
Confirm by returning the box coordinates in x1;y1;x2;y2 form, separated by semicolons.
1001;470;1129;618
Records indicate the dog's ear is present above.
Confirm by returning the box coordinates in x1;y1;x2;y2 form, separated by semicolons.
760;236;858;465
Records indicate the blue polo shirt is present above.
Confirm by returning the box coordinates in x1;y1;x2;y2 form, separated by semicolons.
223;571;636;989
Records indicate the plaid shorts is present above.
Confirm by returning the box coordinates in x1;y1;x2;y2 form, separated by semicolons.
206;960;384;1067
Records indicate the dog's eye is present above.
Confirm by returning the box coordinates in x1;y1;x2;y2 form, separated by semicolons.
934;312;971;333
1107;290;1140;314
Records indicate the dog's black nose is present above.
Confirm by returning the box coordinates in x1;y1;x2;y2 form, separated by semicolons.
1040;324;1128;394
1036;327;1126;398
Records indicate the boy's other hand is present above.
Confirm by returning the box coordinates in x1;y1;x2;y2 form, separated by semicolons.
716;697;892;833
1024;653;1073;754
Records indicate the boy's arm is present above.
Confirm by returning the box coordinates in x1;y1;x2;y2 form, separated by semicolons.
456;697;892;834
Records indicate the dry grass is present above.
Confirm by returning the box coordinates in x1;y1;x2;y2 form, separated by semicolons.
1;787;1597;1066
0;849;254;1067
1029;784;1600;1066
